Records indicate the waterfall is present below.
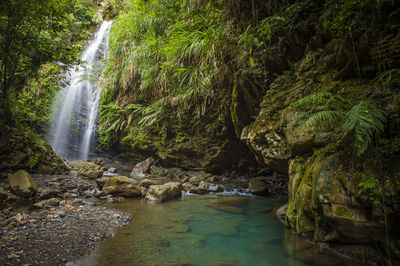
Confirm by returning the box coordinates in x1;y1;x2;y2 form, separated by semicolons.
49;20;113;161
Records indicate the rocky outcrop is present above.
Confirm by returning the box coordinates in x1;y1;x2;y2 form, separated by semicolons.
130;157;155;178
145;182;182;203
69;161;103;179
0;125;69;175
8;170;37;198
102;176;141;197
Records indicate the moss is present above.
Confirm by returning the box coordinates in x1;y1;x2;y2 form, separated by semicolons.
334;206;353;219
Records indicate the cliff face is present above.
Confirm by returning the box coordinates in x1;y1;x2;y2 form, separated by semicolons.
237;0;400;263
101;0;400;262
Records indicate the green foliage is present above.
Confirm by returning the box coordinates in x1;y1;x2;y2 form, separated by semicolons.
287;92;386;157
99;0;229;148
0;0;98;99
357;175;382;206
343;100;386;156
238;15;285;67
13;63;62;130
326;0;373;38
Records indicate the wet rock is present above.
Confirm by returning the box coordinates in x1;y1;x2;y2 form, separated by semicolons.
62;192;78;199
139;178;161;188
69;161;103;179
107;167;117;173
39;188;60;200
130;157;155;179
8;170;37;198
96;177;110;190
145;182;182;203
34;198;60;209
102;176;141;197
199;181;224;193
207;197;248;214
248;179;269;196
188;176;203;185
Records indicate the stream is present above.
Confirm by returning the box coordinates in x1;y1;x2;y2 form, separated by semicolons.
72;194;363;266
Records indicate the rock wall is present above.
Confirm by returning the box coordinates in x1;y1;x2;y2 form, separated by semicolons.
0;120;69;176
236;0;400;263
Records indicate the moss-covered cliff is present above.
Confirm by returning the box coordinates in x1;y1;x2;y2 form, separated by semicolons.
98;0;400;263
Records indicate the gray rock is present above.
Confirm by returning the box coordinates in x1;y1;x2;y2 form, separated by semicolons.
130;157;155;178
34;198;60;209
69;161;103;179
145;182;182;203
102;176;141;197
139;178;161;188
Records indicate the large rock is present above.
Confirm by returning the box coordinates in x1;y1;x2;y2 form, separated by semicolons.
145;182;182;203
8;170;37;197
130;157;155;178
69;161;103;179
102;176;141;197
139;178;161;188
248;179;269;196
189;181;223;194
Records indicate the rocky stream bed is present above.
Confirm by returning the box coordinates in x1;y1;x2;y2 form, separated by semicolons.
0;158;288;265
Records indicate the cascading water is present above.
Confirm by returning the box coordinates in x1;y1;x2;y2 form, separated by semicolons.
49;20;113;161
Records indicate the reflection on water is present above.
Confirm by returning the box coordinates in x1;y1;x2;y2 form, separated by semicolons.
75;195;363;266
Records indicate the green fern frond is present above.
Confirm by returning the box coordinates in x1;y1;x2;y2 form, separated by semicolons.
295;110;345;133
342;100;386;156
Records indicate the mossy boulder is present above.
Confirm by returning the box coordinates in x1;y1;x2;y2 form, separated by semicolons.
69;161;103;179
145;182;182;203
0;126;69;175
102;176;141;197
139;178;161;188
8;170;37;198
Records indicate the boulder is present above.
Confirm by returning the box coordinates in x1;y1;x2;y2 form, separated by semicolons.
96;177;111;190
130;157;155;178
248;179;269;196
38;188;60;200
189;181;223;194
33;198;60;208
199;181;224;192
102;176;141;197
139;178;161;188
189;176;203;185
8;170;37;198
145;182;182;203
69;161;103;179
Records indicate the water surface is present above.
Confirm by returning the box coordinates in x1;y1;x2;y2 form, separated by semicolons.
78;195;363;266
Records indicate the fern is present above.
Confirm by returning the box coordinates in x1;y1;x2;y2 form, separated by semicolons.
288;92;386;156
294;110;345;133
342;100;386;156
